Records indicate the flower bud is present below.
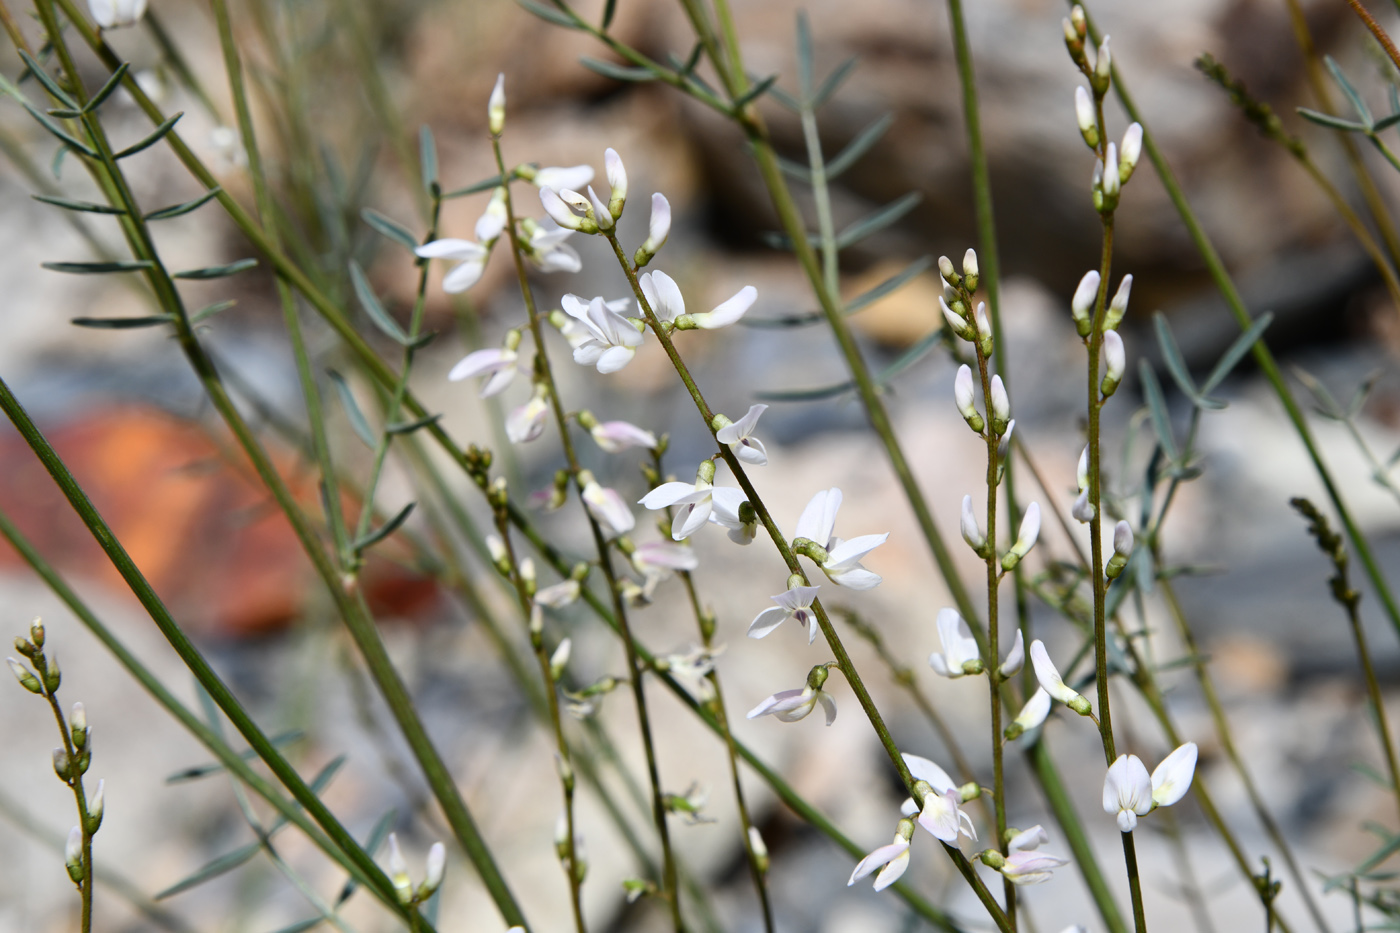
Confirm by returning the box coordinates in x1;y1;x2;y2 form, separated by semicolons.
604;148;627;220
941;295;974;341
1120;123;1143;183
1072;489;1095;523
989;374;1010;435
1104;273;1133;330
42;654;60;693
8;658;42;694
1101;330;1125;397
1077;444;1090;492
1063;18;1083;65
53;747;71;781
1074;86;1099;149
65;826;84;883
748;825;769;875
962;248;979;292
980;848;1007;870
586;185;614;231
1002;502;1041;570
86;779;105;833
387;833;413;905
1071;270;1100;337
1106;520;1134;579
29;618;45;649
488;73;506;135
539;187;597;234
550;638;572;681
519;557;537;597
938;255;961;288
1093;36;1112;92
71;702;88;749
89;0;147;29
954;365;985;433
1071;5;1087;38
1100;142;1121;203
1004;686;1051;740
634;193;671;267
960;494;986;552
974;302;994;357
420;842;446;899
486;534;511;577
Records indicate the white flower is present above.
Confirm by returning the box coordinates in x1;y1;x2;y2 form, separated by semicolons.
989;374;1010;426
639;478;716;540
476;187;508;244
746;682;836;725
903;753;957;799
423;842;446;897
448;346;520;398
1151;742;1198;808
586;184;614;230
506;387;549;444
954;364;983;432
1005;687;1051;741
707;487;756;544
89;0;146;29
1103;754;1153;832
639;269;686;323
532;165;595;191
1071;270;1100;331
581;475;634;537
1002;502;1041;569
1030;640;1091;714
1103;328;1125;383
999;629;1025;677
536;580;581;609
928;608;982;678
688;286;756;329
560;294;644;373
416;238;490;293
848;825;913;892
1105;272;1133;330
793;487;888;590
1001;825;1069;885
716;404;769;465
748;584;821;643
630;540;699;577
539;187;597;233
590;420;657;453
916;784;976;844
635;193;671;266
523;220;583;273
1102;141;1121;197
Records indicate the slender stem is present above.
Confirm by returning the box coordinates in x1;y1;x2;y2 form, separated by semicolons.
41;686;93;930
490;137;681;931
1342;0;1400;73
1121;831;1147;933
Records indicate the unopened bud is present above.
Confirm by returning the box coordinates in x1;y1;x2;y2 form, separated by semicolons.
1002;502;1041;570
550;638;572;681
1075;86;1099;149
938;255;961;288
747;825;769;875
387;833;413;905
634;192;671;267
989;374;1010;435
29;618;44;649
974;302;993;357
960;494;986;553
42;654;59;693
86;779;104;833
962;248;979;292
1070;5;1087;38
1120;123;1142;183
1072;488;1095;523
420;842;446;899
1100;141;1121;204
1102;330;1125;397
941;295;974;341
53;747;71;781
8;658;42;694
519;557;537;596
1104;274;1132;330
1071;270;1100;337
1093;36;1112;92
954;365;985;433
65;826;84;884
1063;17;1086;68
70;702;88;749
487;73;506;135
1106;520;1134;579
556;753;575;792
604;148;627;220
486;534;511;576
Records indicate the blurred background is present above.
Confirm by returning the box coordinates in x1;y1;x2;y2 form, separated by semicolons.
3;0;1400;930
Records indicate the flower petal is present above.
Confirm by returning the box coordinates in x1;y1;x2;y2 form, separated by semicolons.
826;533;888;568
1150;742;1197;808
694;285;757;328
795;488;841;544
448;348;511;382
596;345;637;374
415;238;486;261
747;606;789;639
848;840;909;886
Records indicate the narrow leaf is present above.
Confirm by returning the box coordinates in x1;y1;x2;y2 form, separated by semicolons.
796;11;814;99
757;377;854;402
1373;111;1400;133
144;187;221;221
873;327;941;385
191;299;237;324
441;173;505;199
32;193;125;214
266;756;347;833
419;125;438;195
1151;312;1200;400
826;113;894;178
353;501;416;553
1325;55;1372;125
349;260;410;345
812;56;860;109
172;258;258;280
265;919;322;933
732;74;778;111
43;259;153;274
677;42;704;78
1292;365;1346;420
579;57;656;83
361;208;419;250
517;0;580;28
1200;311;1272;393
1139;360;1181;462
1347;370;1382;419
83;62;130;114
773;152;812;183
601;0;616;29
17;50;77;110
22;103;97;158
335;809;397;906
846;255;933;313
328;370;377;448
387;413;443;434
741;311;821;328
71;314;173;329
51;143;70;179
835;191;921;249
1296;108;1367;132
766;83;802;112
165;730;304;783
155;841;262;898
113;112;183;159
